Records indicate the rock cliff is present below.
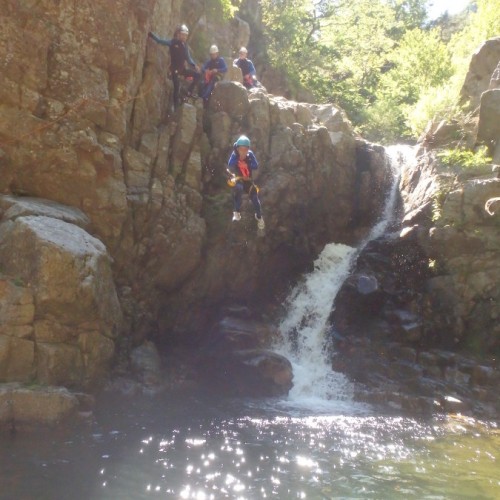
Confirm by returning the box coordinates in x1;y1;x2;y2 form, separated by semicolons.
0;0;392;398
333;38;500;356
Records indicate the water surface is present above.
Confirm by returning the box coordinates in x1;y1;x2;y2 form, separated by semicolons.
2;393;499;499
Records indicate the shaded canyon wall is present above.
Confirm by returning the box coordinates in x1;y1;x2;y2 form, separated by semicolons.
0;0;393;387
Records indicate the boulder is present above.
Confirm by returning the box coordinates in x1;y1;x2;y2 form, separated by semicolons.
355;141;393;228
197;315;293;397
208;316;277;351
0;195;90;229
269;97;297;128
490;61;500;89
0;215;122;386
248;92;271;153
0;384;79;427
460;37;500;111
123;146;152;190
209;111;233;149
0;278;34;339
201;348;293;397
477;89;500;145
208;81;250;120
0;336;35;382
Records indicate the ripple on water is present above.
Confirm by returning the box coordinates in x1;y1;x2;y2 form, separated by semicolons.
86;402;500;500
1;396;499;499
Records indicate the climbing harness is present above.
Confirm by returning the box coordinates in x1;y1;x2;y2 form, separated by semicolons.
226;174;260;193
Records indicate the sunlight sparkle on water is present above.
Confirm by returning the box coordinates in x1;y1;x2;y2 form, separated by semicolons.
296;455;318;468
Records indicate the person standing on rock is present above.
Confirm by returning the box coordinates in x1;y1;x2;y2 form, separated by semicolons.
200;45;227;105
227;135;265;229
233;47;259;89
148;24;201;109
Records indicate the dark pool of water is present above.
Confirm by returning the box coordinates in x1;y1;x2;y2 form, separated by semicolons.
1;393;499;499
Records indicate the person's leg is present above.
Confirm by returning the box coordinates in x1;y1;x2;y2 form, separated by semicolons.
201;80;213;101
249;185;262;218
184;68;201;95
233;183;244;212
172;72;180;109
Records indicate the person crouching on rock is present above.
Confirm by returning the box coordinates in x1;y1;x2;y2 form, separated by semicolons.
227;135;265;229
148;24;201;109
233;47;259;89
200;45;227;105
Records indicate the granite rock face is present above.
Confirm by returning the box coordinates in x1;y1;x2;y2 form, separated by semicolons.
0;0;393;391
460;37;500;112
0;212;122;387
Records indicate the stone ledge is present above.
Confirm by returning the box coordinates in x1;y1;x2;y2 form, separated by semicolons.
0;383;80;428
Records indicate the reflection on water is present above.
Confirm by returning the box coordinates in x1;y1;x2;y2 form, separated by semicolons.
1;394;499;499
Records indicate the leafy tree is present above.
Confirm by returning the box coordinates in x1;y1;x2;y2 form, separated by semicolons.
364;28;452;140
318;0;399;121
256;0;500;143
261;0;320;80
408;0;500;138
259;0;431;134
388;0;427;32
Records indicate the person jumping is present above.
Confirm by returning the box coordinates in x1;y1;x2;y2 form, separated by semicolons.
227;135;265;229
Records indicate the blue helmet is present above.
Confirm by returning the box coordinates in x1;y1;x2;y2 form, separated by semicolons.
235;135;251;147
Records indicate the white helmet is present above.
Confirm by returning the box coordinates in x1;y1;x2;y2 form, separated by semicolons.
209;44;219;54
179;24;189;35
239;47;248;54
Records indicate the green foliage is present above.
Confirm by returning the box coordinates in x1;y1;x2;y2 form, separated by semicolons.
257;0;500;142
207;0;240;20
360;97;408;143
437;146;492;169
389;0;427;29
259;0;449;140
410;0;500;137
430;179;455;223
364;28;452;140
261;0;318;83
450;0;500;63
377;29;452;105
406;81;462;137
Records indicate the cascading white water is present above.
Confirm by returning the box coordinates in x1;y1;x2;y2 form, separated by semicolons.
276;146;412;407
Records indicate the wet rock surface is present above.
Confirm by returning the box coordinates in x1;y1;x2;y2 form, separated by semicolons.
333;336;500;419
195;310;293;397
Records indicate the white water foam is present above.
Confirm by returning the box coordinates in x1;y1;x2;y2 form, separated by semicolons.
275;146;411;411
275;243;358;406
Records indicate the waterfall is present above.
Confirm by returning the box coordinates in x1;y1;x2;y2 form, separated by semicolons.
275;146;410;408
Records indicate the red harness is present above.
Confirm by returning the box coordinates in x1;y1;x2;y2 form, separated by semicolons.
238;158;250;178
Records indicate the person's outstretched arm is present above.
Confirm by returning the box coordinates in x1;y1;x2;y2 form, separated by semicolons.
148;32;172;47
